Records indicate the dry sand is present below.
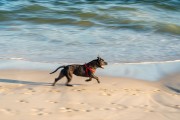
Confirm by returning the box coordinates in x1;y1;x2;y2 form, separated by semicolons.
0;69;180;120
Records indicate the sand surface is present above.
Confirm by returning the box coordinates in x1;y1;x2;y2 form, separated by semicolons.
0;70;180;120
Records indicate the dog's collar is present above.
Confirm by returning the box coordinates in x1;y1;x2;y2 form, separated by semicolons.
84;64;96;77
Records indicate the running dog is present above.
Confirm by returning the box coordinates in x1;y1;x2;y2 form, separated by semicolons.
50;57;108;86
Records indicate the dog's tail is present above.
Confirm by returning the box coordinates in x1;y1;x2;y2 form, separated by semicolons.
50;66;66;74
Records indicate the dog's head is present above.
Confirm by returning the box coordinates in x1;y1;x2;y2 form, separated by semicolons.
96;56;108;69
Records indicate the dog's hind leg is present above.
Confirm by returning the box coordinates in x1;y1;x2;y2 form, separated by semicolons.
65;73;73;87
52;71;65;86
65;78;73;86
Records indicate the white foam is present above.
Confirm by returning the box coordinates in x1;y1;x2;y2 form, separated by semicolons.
113;59;180;65
10;58;25;60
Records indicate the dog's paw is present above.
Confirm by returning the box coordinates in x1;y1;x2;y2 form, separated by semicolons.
66;84;73;87
97;80;100;84
85;79;91;82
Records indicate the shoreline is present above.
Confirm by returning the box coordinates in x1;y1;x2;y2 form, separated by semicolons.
0;69;180;120
1;59;180;81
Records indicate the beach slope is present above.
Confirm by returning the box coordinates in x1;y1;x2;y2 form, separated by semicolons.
0;70;180;120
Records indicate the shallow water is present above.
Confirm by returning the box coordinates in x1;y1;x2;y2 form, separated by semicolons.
0;0;180;64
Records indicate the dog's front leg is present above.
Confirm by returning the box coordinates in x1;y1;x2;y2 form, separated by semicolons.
91;74;100;84
85;77;92;82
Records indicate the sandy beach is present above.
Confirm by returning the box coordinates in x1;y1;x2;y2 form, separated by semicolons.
1;0;180;120
0;69;180;120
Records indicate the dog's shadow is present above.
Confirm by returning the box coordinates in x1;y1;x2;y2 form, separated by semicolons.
0;79;50;86
0;79;85;87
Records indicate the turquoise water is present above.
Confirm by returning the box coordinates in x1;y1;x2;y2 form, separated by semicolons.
0;0;180;64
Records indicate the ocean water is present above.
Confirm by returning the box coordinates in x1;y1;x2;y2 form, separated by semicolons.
0;0;180;64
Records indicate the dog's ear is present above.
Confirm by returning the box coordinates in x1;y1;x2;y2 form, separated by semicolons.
97;55;101;60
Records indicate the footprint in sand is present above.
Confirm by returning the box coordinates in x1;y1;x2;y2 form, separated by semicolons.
31;108;51;116
153;89;161;92
100;92;112;96
131;93;137;96
93;106;123;111
110;103;128;110
141;105;149;108
116;105;128;110
123;88;142;92
27;88;36;92
131;105;155;112
46;100;59;104
0;108;17;115
169;93;179;97
48;89;61;93
130;105;149;109
99;88;113;96
23;88;36;95
97;107;115;111
173;105;180;109
59;107;92;113
145;109;155;112
59;107;76;112
17;99;29;103
122;88;143;96
72;88;86;92
135;89;141;92
123;88;129;91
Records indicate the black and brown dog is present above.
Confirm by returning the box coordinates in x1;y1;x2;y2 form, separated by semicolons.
50;57;108;86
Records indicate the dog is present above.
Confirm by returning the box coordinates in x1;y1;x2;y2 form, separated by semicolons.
50;57;108;86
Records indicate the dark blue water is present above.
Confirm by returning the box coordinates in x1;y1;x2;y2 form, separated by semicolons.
0;0;180;64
